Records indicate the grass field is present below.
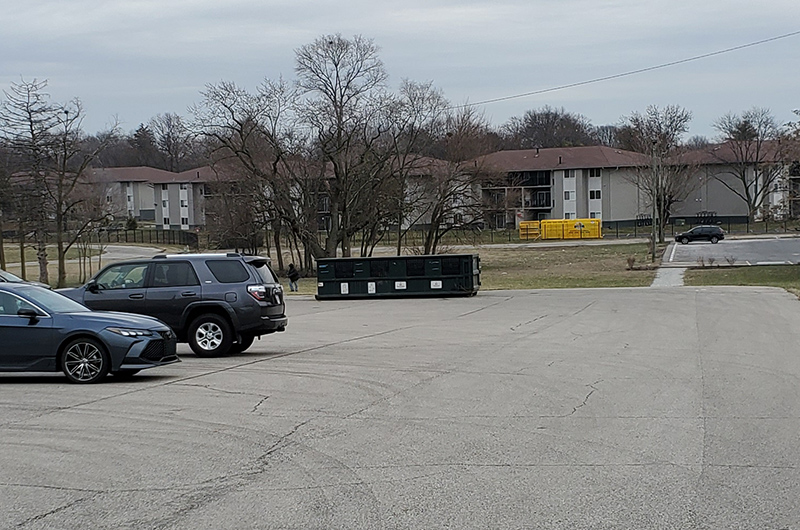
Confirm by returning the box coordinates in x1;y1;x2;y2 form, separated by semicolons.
685;265;800;296
284;242;657;295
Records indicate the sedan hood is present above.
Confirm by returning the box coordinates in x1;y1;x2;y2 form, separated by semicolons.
62;311;169;330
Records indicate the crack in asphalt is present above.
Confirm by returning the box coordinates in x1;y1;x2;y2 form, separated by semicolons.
456;295;514;318
0;323;422;430
510;314;547;332
251;395;270;414
565;380;603;417
16;494;99;528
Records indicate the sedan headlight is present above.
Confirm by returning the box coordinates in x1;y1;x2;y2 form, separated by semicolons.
107;327;153;337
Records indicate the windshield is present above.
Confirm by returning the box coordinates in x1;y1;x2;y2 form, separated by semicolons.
14;285;91;313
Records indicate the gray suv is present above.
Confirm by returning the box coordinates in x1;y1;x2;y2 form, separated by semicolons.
59;253;287;357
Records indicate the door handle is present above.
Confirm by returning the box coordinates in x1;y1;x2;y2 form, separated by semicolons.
181;291;197;297
129;293;144;299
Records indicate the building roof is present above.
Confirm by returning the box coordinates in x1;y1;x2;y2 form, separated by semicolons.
479;146;650;172
679;140;785;166
89;166;215;184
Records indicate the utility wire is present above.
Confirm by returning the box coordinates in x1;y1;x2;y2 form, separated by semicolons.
454;29;800;108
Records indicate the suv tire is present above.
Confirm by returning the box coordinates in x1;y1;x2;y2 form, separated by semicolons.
188;314;232;357
231;333;256;354
711;236;719;244
680;237;689;244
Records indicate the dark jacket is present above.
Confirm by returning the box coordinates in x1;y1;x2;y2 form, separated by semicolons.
287;265;300;282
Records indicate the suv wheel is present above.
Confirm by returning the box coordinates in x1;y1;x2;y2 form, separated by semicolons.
188;314;232;357
62;338;110;384
710;236;719;244
680;237;689;244
231;334;256;354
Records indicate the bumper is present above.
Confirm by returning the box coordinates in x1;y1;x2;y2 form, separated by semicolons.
101;329;180;371
241;314;288;335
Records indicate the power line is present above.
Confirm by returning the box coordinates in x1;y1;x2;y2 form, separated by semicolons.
454;29;800;109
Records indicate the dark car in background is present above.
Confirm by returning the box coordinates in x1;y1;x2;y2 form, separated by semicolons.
0;283;178;383
675;225;725;244
1;269;51;289
59;253;287;357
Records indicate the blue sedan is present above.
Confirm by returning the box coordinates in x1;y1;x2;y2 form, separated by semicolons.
0;283;179;383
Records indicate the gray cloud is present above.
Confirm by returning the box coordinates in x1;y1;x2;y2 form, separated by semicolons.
2;0;798;137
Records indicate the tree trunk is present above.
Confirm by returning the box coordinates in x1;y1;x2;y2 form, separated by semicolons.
18;219;26;280
273;225;284;271
35;227;49;285
0;213;5;270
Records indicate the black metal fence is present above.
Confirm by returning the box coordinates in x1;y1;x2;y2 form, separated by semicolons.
2;229;199;248
602;216;799;238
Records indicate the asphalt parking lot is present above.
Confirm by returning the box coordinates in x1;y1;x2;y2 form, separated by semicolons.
667;235;800;266
3;286;800;529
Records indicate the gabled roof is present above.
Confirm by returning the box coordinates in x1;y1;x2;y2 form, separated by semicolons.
680;140;785;166
479;146;650;172
89;166;214;184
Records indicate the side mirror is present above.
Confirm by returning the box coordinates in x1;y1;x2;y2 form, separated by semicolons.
87;280;99;293
17;308;39;321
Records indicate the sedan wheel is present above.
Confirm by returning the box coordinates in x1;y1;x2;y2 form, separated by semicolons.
62;338;109;384
188;314;232;357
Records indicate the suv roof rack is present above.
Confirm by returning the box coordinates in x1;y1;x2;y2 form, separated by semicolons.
153;254;167;259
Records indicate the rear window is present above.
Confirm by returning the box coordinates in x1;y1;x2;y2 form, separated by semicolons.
249;262;278;284
206;260;250;283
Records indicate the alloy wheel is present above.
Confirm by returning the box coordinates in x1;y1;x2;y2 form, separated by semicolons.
195;322;223;351
64;341;106;383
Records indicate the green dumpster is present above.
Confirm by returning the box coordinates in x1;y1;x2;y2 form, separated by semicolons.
316;254;480;300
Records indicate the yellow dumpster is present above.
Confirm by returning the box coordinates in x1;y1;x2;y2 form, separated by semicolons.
518;220;540;240
540;219;602;240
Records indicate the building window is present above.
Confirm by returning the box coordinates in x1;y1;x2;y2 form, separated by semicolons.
564;191;574;201
180;183;188;190
589;190;601;200
161;184;168;191
181;217;189;225
565;169;575;178
163;217;170;226
564;212;573;219
590;212;601;219
162;200;168;207
180;199;188;208
588;168;602;178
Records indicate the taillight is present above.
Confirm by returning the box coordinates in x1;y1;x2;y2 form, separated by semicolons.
247;285;283;304
247;285;267;301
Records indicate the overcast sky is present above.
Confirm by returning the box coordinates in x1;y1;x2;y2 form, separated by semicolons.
3;0;799;140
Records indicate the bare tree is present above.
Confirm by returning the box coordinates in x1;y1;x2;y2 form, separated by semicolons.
150;113;192;171
192;78;328;267
295;33;394;257
592;124;622;148
0;143;11;269
502;106;597;149
0;79;60;283
622;105;698;248
712;107;784;220
410;106;496;255
1;79;118;286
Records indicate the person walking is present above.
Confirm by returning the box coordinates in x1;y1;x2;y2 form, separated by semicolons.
287;263;300;292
